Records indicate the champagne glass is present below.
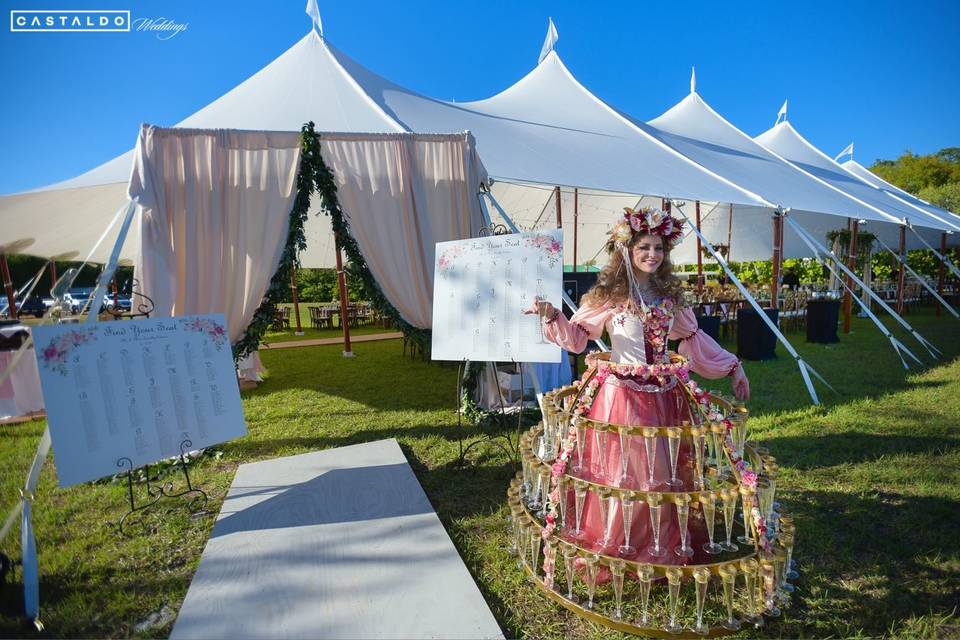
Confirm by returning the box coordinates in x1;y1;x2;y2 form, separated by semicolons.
666;427;683;488
711;423;728;479
583;553;600;609
690;425;706;489
618;491;637;556
774;545;791;604
674;495;694;558
560;542;579;603
719;564;741;631
720;487;740;552
517;517;531;569
595;487;613;551
537;467;551;518
760;559;781;617
637;564;656;626
739;557;761;624
527;464;543;512
593;424;609;480
617;425;634;485
556;475;570;533
572;480;589;540
700;490;722;554
642;427;659;489
781;517;799;579
573;419;587;473
646;492;666;557
664;566;684;634
609;558;627;620
508;503;523;556
693;566;711;635
737;486;756;546
529;526;543;574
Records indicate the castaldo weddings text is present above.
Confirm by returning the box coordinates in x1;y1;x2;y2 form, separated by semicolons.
133;17;188;40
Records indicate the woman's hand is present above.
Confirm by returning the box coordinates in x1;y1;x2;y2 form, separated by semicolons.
732;364;750;401
523;297;556;319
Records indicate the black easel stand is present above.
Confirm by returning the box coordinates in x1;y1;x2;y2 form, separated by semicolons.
456;360;524;470
116;439;209;536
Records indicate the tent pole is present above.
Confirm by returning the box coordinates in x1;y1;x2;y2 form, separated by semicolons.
334;235;353;357
843;218;859;333
48;260;57;296
896;225;907;315
695;201;704;294
572;187;579;272
726;203;734;263
290;266;304;336
1;254;18;320
771;213;782;310
554;186;562;229
938;232;947;318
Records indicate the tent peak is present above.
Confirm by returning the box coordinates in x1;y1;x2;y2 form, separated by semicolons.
690;66;696;94
305;0;323;37
776;99;788;125
538;17;559;64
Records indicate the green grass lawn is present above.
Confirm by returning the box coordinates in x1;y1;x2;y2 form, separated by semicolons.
1;307;958;638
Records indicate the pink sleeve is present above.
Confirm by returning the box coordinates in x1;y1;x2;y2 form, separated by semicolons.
670;307;739;379
543;303;611;354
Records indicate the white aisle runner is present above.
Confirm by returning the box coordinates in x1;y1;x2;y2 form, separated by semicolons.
170;439;503;639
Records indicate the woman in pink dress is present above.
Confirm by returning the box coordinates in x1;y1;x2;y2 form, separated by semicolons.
527;207;750;568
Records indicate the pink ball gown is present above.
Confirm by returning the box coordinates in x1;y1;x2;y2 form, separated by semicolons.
543;296;740;570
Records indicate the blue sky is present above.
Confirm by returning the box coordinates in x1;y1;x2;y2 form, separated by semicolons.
1;0;958;195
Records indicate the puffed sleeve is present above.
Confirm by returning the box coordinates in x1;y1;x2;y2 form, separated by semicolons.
669;306;739;379
543;302;612;354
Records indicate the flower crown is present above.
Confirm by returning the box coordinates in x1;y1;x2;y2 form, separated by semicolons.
606;206;685;251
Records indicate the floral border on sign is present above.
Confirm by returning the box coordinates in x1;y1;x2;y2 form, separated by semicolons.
438;243;468;277
40;328;97;376
524;233;562;268
181;317;228;350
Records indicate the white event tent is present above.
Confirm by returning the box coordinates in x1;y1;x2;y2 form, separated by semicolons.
841;158;960;229
0;30;768;267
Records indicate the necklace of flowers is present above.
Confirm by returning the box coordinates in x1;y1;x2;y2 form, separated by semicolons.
681;379;770;551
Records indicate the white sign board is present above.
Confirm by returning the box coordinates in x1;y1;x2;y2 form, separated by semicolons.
431;230;563;363
33;314;247;487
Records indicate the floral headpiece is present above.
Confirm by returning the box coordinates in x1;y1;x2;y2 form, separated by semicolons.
606;206;685;251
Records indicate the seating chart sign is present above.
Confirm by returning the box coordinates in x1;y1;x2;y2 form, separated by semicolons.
33;315;247;487
432;230;563;363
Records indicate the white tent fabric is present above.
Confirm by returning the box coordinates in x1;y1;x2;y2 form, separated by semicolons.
129;125;488;333
754;122;958;242
841;158;960;226
641;92;923;259
129;125;302;343
0;31;766;266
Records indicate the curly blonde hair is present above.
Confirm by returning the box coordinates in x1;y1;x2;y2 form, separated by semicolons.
582;234;685;308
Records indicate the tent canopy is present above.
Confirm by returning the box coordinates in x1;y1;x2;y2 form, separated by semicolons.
0;31;767;266
841;158;960;228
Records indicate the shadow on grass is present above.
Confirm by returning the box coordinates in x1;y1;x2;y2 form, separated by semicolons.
760;431;958;470
780;487;960;637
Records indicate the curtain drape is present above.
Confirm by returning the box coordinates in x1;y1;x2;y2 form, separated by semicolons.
320;133;487;329
129;126;488;341
129;125;301;342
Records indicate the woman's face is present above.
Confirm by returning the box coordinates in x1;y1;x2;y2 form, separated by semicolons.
631;234;664;274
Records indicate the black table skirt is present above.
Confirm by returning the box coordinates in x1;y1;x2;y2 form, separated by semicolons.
737;308;779;361
806;299;840;343
695;315;722;343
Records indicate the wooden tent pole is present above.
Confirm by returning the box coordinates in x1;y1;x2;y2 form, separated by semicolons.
291;266;304;335
695;201;704;294
896;225;907;315
843;218;859;333
937;231;947;318
1;254;18;320
334;235;353;356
